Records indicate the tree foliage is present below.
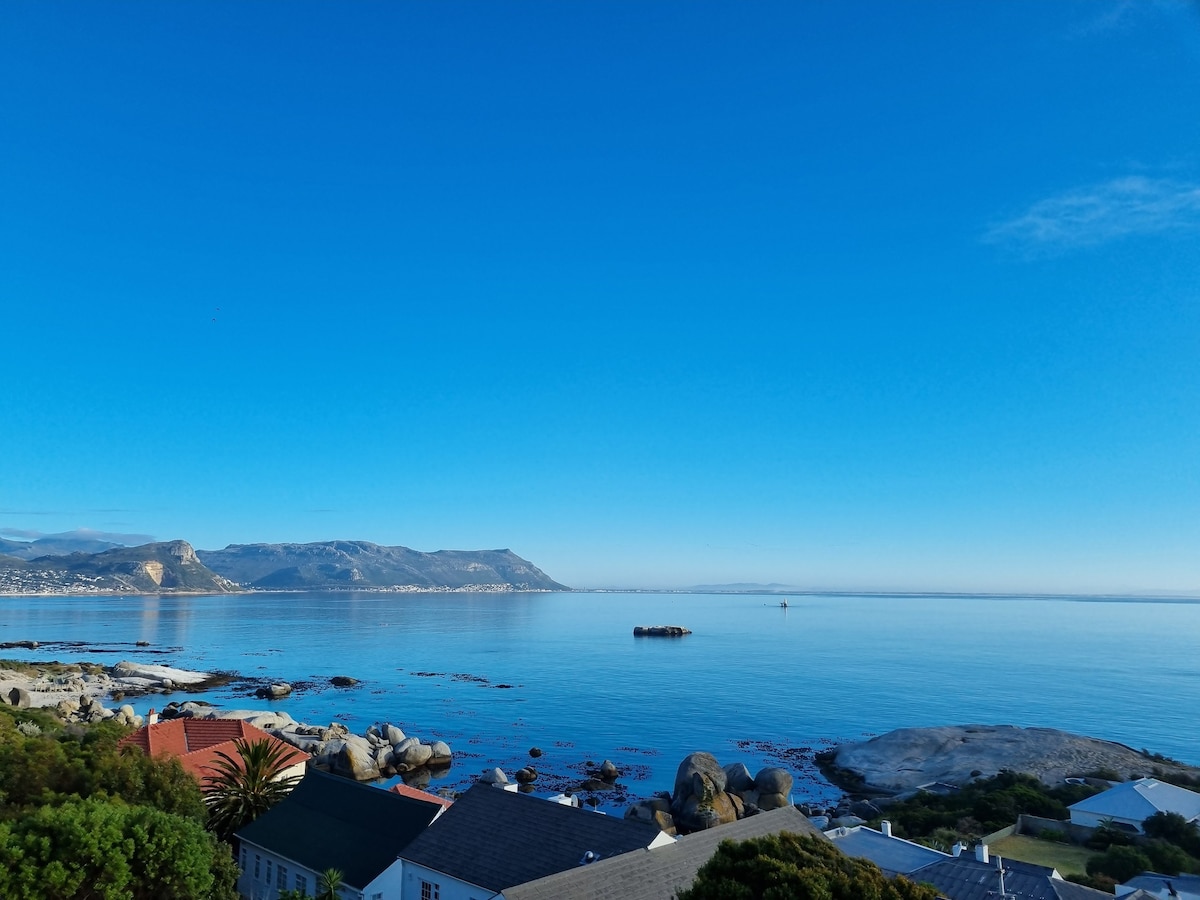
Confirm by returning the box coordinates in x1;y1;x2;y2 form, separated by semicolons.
1144;811;1200;857
0;795;237;899
316;867;345;900
677;831;939;900
0;705;236;898
1086;844;1153;883
869;771;1099;844
0;716;204;823
203;737;303;841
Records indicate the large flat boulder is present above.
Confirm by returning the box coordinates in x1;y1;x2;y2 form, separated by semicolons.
829;724;1200;793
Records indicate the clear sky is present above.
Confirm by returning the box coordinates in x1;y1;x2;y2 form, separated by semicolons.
2;1;1199;593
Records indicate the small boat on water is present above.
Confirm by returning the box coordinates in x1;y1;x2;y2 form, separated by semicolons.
780;599;789;608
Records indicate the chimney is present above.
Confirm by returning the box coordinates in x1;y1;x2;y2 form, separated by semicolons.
148;708;159;726
975;843;989;864
880;820;892;838
952;842;965;857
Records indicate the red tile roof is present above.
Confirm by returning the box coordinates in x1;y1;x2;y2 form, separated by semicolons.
388;782;454;809
118;717;309;783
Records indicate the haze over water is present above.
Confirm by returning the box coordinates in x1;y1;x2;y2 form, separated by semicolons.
3;590;1196;809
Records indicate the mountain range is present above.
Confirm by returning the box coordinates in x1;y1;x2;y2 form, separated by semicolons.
0;536;566;593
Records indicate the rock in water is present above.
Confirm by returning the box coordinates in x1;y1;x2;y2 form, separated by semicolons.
723;762;755;793
672;752;736;831
329;735;380;781
754;766;792;796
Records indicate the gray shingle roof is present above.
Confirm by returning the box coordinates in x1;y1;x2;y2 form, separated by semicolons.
399;784;667;892
825;824;949;876
501;805;824;900
236;768;442;890
911;856;1067;900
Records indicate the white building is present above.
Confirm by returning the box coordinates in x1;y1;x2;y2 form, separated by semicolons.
1068;778;1200;833
397;783;674;900
236;769;446;900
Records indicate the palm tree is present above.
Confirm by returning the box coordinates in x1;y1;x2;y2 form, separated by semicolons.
203;737;303;841
316;867;344;900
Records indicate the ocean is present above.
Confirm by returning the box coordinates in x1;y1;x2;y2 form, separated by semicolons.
1;590;1197;810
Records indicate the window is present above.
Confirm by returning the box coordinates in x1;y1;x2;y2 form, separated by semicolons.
371;894;383;900
240;847;247;871
278;866;288;890
420;881;440;900
254;855;261;879
265;860;272;884
295;874;308;894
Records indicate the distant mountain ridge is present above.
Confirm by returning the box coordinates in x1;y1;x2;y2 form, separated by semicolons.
0;537;567;594
197;541;567;591
687;582;797;593
0;534;123;560
0;540;237;594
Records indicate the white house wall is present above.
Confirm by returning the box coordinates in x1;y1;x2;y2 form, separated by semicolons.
401;860;496;900
362;860;407;900
238;840;406;900
1068;809;1142;832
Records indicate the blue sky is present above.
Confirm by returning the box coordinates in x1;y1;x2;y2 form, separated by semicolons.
2;1;1199;593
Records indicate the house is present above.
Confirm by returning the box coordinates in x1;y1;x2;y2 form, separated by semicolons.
117;713;309;783
1118;873;1200;900
236;768;447;900
397;783;675;900
501;804;824;900
912;845;1111;900
829;828;1111;900
1068;778;1200;833
824;820;949;877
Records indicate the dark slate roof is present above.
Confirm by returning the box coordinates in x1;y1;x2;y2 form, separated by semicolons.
399;784;666;892
502;805;826;900
1052;880;1123;900
236;768;441;890
911;856;1067;900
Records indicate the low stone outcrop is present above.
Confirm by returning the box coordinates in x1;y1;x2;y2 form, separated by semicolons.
633;625;692;637
263;718;455;782
823;724;1200;794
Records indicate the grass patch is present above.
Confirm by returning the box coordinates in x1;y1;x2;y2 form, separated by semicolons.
989;834;1094;876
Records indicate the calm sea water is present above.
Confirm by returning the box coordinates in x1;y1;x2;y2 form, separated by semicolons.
2;591;1197;810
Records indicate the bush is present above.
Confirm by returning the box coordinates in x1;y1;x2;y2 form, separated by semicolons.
1087;845;1153;883
678;831;939;900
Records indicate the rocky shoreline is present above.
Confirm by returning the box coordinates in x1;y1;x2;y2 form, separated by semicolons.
0;656;814;817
